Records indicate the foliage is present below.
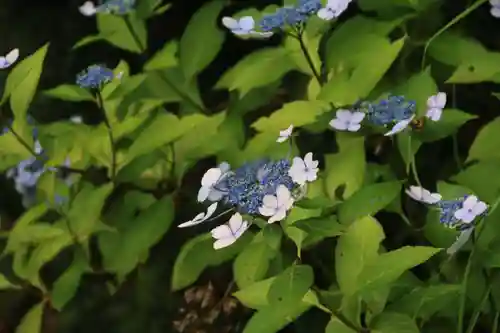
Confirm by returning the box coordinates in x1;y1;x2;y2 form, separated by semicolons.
2;0;500;332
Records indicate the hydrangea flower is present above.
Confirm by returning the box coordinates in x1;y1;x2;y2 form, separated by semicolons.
405;187;488;254
258;0;322;33
426;92;446;122
288;152;319;185
0;48;19;69
364;95;416;136
211;213;249;249
297;0;322;14
178;203;218;228
490;0;500;18
317;0;352;20
76;65;119;89
276;125;293;143
222;16;273;37
79;0;135;16
329;109;365;132
197;162;230;203
259;185;294;224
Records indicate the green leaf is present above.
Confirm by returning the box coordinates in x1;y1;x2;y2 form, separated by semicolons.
387;284;461;320
284;34;321;77
453;161;500;202
171;232;251;291
67;183;114;240
417;108;476;142
242;302;311;333
0;131;33;167
267;264;314;304
357;246;441;294
233;225;282;289
319;37;404;106
324;134;366;200
293;215;344;238
51;251;88;310
0;273;19;290
336;216;385;296
251;100;331;132
144;41;178;71
370;312;419;333
5;204;50;253
394;68;437;117
72;35;105;49
338;181;401;224
216;47;296;97
3;44;49;120
15;302;44;333
97;14;147;53
43;84;94;102
179;1;225;79
467;117;500;163
325;317;357;333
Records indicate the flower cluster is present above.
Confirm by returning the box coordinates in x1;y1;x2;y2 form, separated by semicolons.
329;92;447;136
76;64;121;89
222;0;352;37
79;0;135;16
179;125;319;249
406;186;488;254
0;48;19;69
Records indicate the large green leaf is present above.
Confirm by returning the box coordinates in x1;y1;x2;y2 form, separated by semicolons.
216;47;296;97
144;41;178;71
357;246;441;295
171;232;251;291
325;317;357;333
15;302;44;333
416;109;476;142
293;215;344;238
50;251;89;310
467;117;500;162
97;14;147;53
43;84;94;102
0;274;19;290
179;1;225;79
394;68;437;117
267;264;314;304
338;181;402;224
242;302;311;333
233;225;282;289
335;216;385;296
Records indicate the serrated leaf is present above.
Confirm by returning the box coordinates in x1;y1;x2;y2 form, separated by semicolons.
338;181;401;224
467;117;500;163
251;100;331;132
43;84;94;102
216;47;295;97
97;13;147;53
179;1;225;79
233;225;282;289
171;232;251;291
267;264;314;304
357;246;441;294
336;216;385;296
15;302;44;333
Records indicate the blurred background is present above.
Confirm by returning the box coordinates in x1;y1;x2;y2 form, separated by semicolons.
0;0;500;332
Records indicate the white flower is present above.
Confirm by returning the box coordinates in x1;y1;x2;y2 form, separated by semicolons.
222;16;273;37
329;109;365;132
426;92;446;121
277;125;293;143
288;152;319;185
79;1;98;16
447;228;474;255
317;0;352;20
70;115;83;124
211;212;249;249
490;0;500;17
0;48;19;69
178;203;218;228
384;116;415;136
405;186;442;204
259;185;294;224
197;162;230;203
454;195;488;223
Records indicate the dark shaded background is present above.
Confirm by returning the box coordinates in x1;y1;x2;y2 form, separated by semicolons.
0;0;500;332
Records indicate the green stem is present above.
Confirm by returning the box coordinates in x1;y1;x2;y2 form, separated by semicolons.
451;85;463;170
4;122;38;157
465;284;492;333
96;91;117;180
421;0;489;69
295;31;322;86
493;312;499;333
407;135;422;186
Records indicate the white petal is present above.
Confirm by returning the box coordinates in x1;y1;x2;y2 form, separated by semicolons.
347;123;361;132
218;162;231;174
268;207;288;224
317;7;334;20
178;212;205;228
350;111;365;124
207;189;225;202
251;31;274;38
276;136;288;143
197;186;210;202
70;115;83;124
305;169;318;182
491;6;500;17
205;202;218;220
446;228;473;255
289;168;307;185
304;152;314;167
211;224;230;240
228;212;243;231
5;48;19;65
259;205;277;216
238;16;255;31
79;1;97;16
262;194;278;209
276;185;291;206
329;118;348;130
336;109;353;121
201;167;222;187
426;108;442;122
232;29;250;36
0;57;8;69
454;209;476;223
213;237;237;249
222;16;239;30
472;201;488;215
428;193;442;204
462;195;478;210
384;117;414;136
291;156;306;169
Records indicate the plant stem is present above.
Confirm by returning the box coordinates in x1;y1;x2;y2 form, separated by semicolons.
493;312;499;333
4;122;38;157
95;90;117;180
295;31;322;86
421;0;488;69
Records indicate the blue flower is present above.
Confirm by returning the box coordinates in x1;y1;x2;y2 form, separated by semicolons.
297;0;322;14
79;0;135;16
282;8;307;25
219;159;295;214
259;11;286;32
363;95;416;136
76;65;115;89
436;198;466;228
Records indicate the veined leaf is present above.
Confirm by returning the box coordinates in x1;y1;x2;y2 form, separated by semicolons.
97;13;147;53
43;84;94;102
